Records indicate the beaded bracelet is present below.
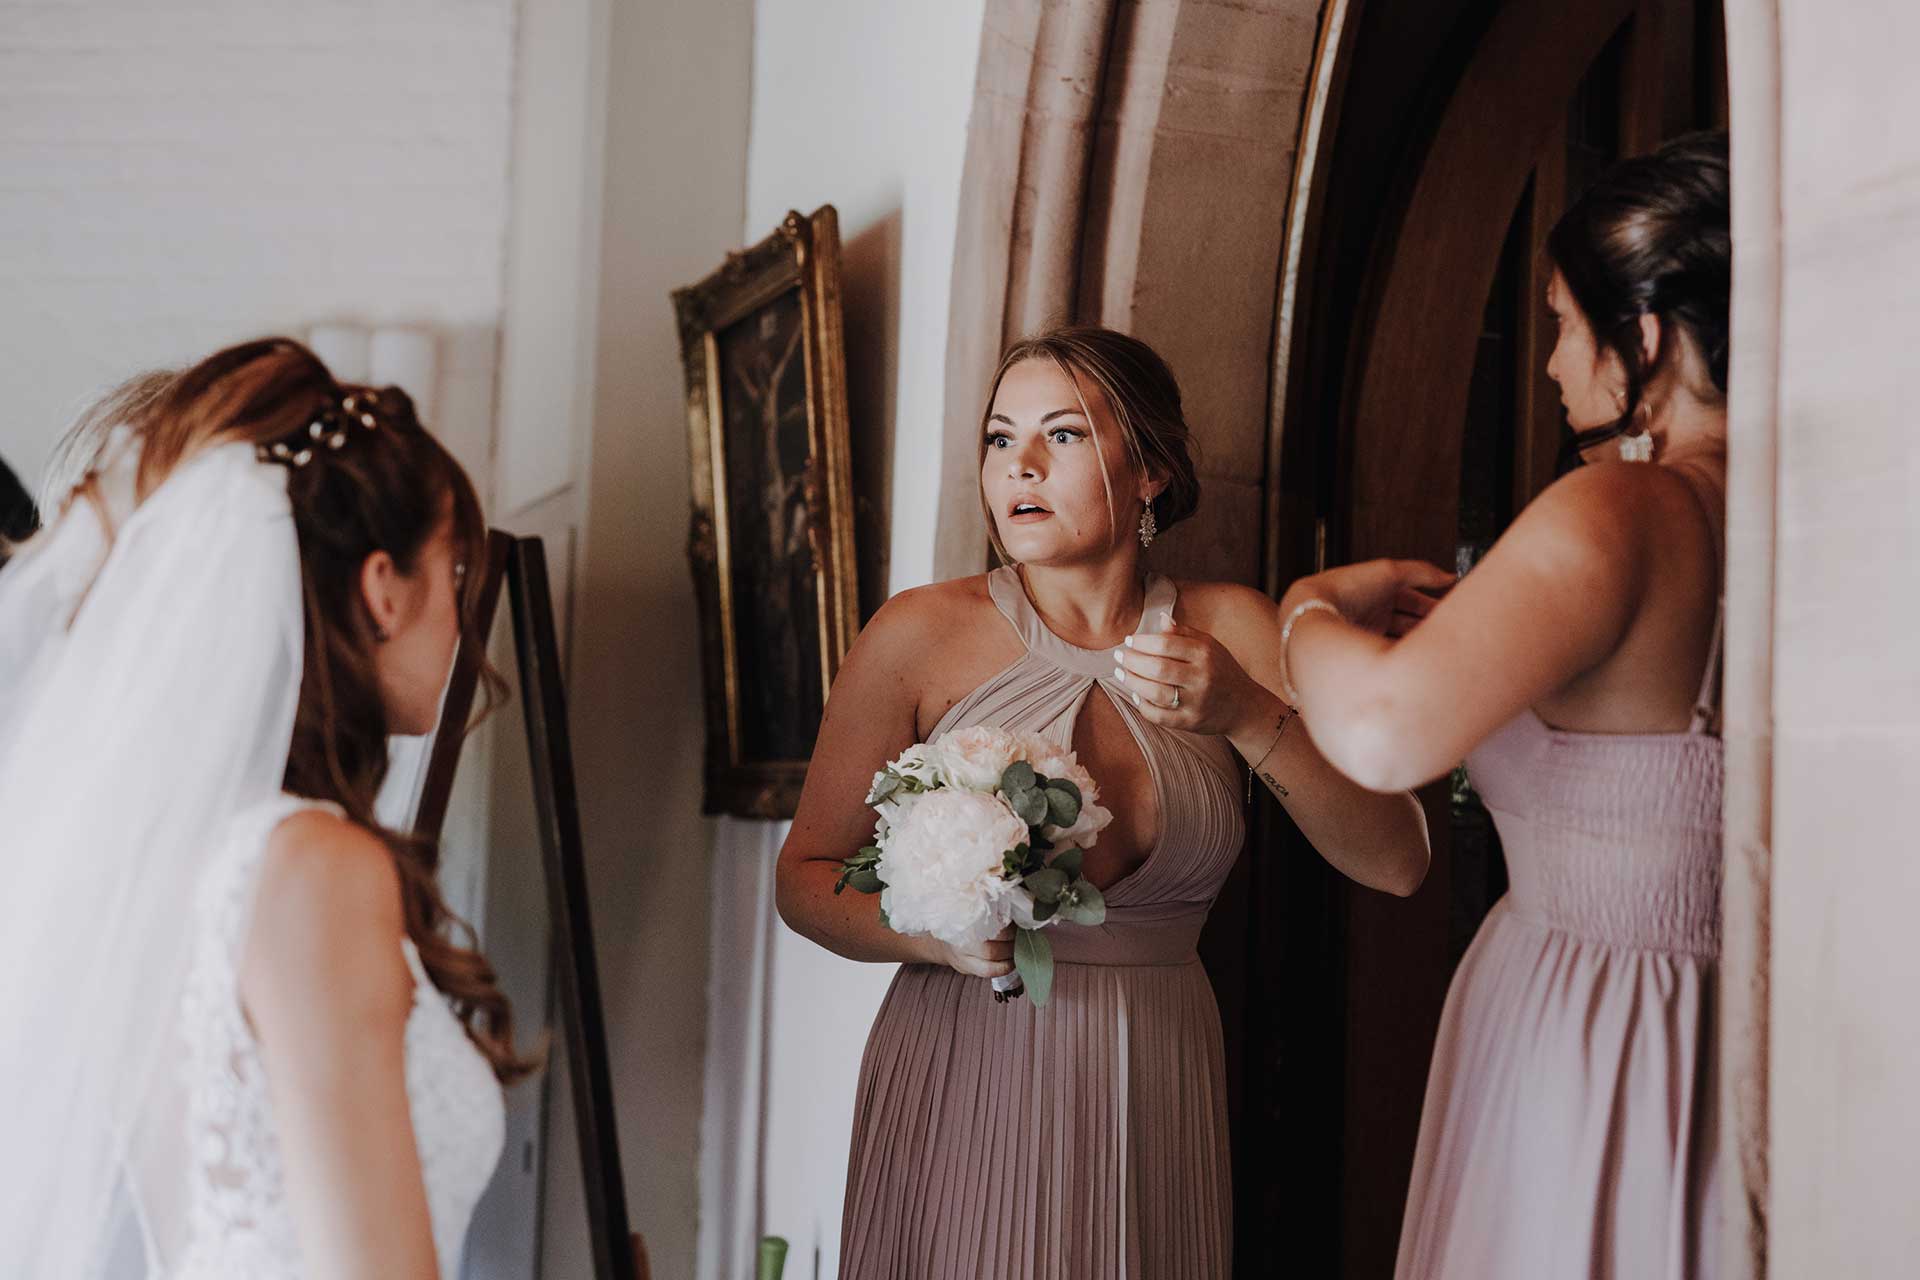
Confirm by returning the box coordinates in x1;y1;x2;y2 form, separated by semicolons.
1279;598;1341;706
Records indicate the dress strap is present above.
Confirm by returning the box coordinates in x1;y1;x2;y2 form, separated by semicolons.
985;565;1177;679
1687;596;1725;736
986;564;1045;649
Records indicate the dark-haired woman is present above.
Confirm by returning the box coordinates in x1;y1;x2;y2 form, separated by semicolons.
0;340;528;1278
777;327;1431;1278
1274;132;1731;1278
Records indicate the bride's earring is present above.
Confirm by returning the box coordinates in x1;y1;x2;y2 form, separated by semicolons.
1138;499;1158;549
1618;402;1655;462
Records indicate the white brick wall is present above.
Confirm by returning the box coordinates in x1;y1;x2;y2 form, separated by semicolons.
0;0;516;491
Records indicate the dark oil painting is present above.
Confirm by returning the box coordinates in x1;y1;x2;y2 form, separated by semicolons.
715;288;826;764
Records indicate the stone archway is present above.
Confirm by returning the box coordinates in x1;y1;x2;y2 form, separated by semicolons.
933;0;1322;590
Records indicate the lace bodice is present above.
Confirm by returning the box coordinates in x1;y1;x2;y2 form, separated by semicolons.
171;794;505;1279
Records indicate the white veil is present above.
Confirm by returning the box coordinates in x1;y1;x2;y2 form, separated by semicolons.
0;437;305;1275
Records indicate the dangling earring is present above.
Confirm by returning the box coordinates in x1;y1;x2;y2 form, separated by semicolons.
1618;402;1655;462
1138;499;1158;549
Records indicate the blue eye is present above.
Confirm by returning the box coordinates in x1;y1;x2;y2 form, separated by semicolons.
985;431;1011;449
1049;427;1083;444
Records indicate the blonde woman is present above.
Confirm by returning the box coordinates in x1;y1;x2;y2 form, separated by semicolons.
777;326;1430;1279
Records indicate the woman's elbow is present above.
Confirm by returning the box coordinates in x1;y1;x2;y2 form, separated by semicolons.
1317;700;1429;793
1383;785;1434;896
1383;846;1430;898
773;854;807;932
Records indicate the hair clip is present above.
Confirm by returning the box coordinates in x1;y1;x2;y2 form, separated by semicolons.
256;388;380;470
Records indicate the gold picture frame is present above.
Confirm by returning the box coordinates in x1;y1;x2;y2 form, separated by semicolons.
673;206;859;820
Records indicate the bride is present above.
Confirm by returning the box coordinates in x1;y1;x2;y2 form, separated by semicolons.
0;339;533;1278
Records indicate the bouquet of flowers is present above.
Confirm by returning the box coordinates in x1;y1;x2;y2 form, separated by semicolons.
835;725;1113;1006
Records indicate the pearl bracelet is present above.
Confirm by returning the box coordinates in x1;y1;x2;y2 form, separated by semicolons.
1279;598;1341;705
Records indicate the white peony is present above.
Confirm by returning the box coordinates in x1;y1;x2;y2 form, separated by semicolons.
1011;730;1112;851
876;788;1029;948
933;725;1022;792
889;742;946;791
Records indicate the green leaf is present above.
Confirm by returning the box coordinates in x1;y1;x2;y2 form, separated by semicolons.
1056;877;1107;926
872;773;902;802
1032;898;1059;923
1044;785;1081;828
1049;848;1083;879
1048;778;1081;807
1000;761;1037;794
1014;789;1049;827
877;904;892;931
1023;867;1068;902
846;868;883;894
833;847;882;894
1014;927;1054;1007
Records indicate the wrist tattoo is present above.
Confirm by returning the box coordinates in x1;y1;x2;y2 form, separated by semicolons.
1244;705;1298;803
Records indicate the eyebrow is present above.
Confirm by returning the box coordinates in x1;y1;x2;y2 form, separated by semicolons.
987;407;1087;427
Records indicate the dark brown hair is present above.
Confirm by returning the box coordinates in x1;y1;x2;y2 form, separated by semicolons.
1547;129;1731;452
978;325;1201;563
78;338;533;1083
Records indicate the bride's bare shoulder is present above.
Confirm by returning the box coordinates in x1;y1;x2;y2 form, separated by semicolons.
244;809;410;1021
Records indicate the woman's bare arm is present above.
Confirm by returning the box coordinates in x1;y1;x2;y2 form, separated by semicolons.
243;810;440;1280
1281;464;1652;792
774;586;1014;978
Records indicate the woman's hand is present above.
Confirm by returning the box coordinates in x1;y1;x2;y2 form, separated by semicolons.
1112;618;1282;742
914;928;1015;979
1282;559;1456;639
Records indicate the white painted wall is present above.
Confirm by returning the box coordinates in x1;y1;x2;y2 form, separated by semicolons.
743;0;988;599
698;5;987;1278
0;0;514;492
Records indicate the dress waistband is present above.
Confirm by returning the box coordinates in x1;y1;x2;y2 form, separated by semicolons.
1045;902;1209;966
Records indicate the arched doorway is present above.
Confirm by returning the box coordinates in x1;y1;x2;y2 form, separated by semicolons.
1245;0;1728;1273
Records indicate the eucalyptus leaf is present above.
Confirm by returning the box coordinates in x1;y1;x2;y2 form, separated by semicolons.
1032;898;1059;923
846;868;884;895
1000;761;1037;794
1014;789;1049;827
1049;778;1081;806
1044;786;1081;827
1014;927;1054;1007
1057;878;1107;926
878;904;892;931
872;774;901;802
1023;867;1068;902
1049;848;1083;879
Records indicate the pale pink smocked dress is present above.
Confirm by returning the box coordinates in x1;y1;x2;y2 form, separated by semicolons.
839;567;1245;1279
1395;613;1725;1279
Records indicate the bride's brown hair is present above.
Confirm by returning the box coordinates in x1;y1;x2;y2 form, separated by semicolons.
81;337;535;1083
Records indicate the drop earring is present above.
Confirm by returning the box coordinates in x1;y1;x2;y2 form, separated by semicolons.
1138;499;1158;549
1618;403;1655;462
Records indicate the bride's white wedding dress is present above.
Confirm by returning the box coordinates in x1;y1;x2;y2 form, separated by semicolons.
171;794;506;1279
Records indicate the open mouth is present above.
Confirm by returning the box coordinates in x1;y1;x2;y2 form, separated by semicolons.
1007;498;1053;522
